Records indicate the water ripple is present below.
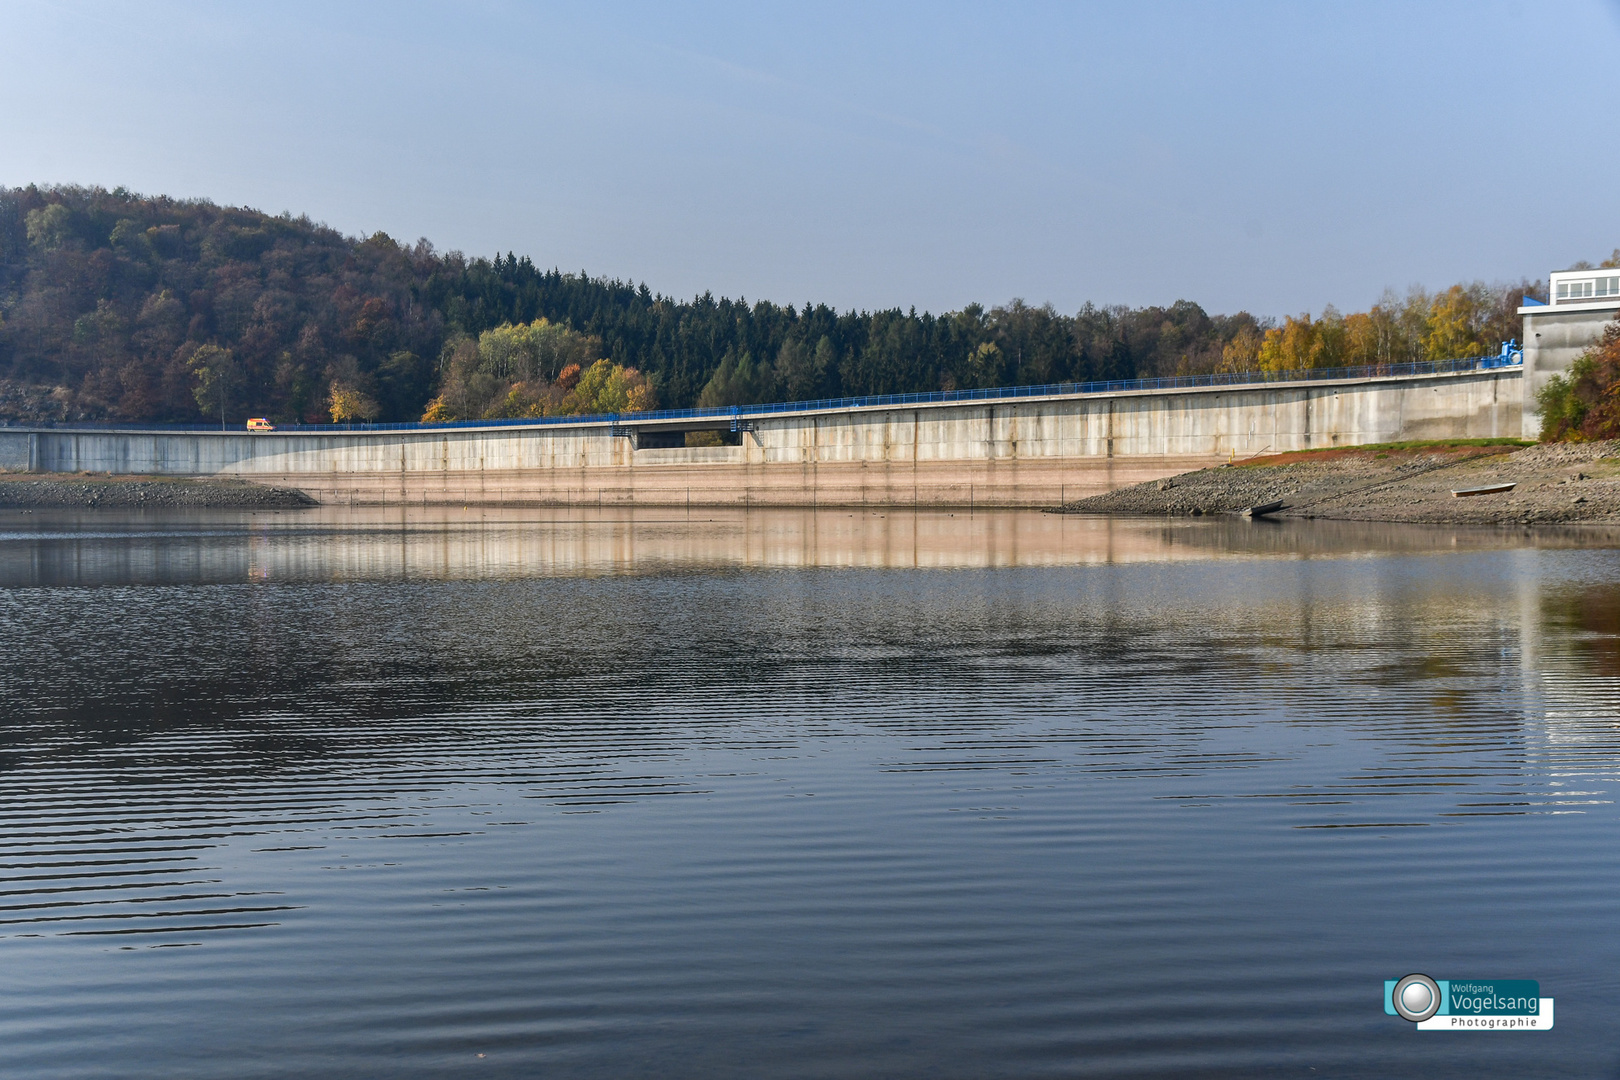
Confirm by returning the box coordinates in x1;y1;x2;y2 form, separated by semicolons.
2;512;1619;1077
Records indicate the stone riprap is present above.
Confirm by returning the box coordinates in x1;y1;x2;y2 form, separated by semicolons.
1060;442;1620;525
0;474;317;509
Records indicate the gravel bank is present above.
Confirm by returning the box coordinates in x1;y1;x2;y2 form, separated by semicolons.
1059;441;1620;525
0;474;317;509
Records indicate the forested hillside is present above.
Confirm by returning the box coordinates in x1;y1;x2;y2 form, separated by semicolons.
0;185;1546;425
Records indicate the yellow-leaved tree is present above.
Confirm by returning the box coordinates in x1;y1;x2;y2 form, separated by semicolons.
1422;285;1488;362
329;382;381;423
563;359;656;415
1257;315;1320;372
1217;324;1262;373
418;322;656;421
477;319;598;382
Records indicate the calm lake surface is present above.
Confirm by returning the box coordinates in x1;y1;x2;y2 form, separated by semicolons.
2;507;1619;1078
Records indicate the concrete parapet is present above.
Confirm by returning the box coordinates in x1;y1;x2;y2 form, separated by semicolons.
8;367;1521;507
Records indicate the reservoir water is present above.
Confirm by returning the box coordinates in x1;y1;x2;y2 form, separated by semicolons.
2;507;1618;1078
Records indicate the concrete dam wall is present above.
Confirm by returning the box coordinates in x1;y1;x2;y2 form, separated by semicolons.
0;367;1521;508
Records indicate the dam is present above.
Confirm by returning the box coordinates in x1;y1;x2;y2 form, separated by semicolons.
0;358;1522;508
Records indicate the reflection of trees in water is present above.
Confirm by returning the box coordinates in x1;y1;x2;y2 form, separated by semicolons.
1543;583;1620;679
1533;581;1620;783
1525;580;1620;825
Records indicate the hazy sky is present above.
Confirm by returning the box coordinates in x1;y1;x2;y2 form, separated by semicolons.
4;1;1617;317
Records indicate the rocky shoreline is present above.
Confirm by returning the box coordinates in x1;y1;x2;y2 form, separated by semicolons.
1059;441;1620;526
0;473;317;510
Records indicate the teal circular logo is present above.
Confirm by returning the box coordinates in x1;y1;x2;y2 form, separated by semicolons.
1393;974;1441;1022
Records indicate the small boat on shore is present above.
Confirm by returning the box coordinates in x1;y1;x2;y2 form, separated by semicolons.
1241;500;1285;518
1450;483;1516;498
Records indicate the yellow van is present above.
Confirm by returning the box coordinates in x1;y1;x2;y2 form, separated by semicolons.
246;418;275;432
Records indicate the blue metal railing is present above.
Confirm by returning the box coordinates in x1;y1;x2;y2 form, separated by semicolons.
5;346;1522;435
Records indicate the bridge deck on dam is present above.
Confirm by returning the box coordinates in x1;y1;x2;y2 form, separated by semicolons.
0;365;1523;508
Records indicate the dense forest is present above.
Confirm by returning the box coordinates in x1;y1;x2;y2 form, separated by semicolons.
0;184;1550;425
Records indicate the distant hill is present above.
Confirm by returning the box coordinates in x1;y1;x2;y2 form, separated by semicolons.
0;185;1537;425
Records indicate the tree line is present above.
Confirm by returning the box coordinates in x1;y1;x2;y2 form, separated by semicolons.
0;184;1550;425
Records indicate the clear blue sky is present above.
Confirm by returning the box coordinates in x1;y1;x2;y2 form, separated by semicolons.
4;1;1617;317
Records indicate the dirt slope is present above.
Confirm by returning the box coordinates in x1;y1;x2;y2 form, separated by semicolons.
1060;442;1620;525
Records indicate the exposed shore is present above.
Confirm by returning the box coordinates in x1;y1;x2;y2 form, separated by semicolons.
1058;441;1620;526
0;473;317;510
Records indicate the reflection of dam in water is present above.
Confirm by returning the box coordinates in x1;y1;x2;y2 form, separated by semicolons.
16;504;1619;770
3;507;1617;586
